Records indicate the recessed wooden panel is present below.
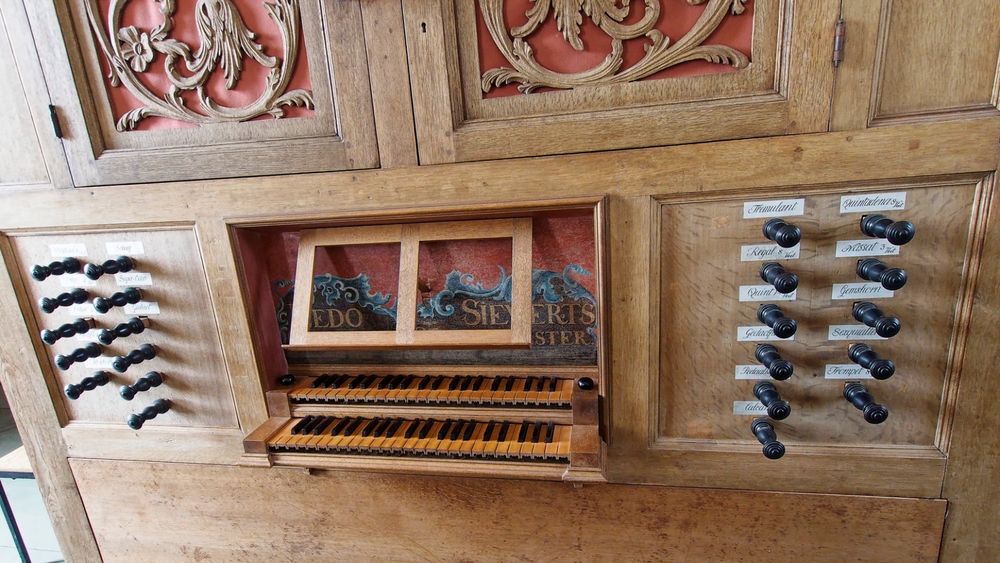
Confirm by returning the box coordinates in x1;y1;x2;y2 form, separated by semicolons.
0;11;47;187
875;0;1000;121
71;458;945;562
658;184;977;448
9;227;238;430
405;0;838;163
25;0;377;186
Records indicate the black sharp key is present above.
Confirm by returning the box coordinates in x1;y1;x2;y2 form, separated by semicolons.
382;375;397;389
490;377;502;391
448;376;460;391
302;416;324;434
548;377;558;392
313;417;334;435
328;375;344;388
459;376;472;391
504;377;515;392
360;374;376;388
498;421;511;441
418;376;430;390
483;421;496;441
290;416;314;435
517;421;529;443
345;418;364;435
404;419;420;439
437;420;453;440
472;375;484;391
545;421;555;444
362;418;380;437
428;375;440;390
393;375;406;389
531;420;543;442
321;375;336;388
376;418;395;438
310;376;324;388
449;420;465;440
347;376;360;389
523;377;534;392
386;418;404;437
419;419;435;439
331;418;350;436
401;375;415;389
462;420;476;441
535;377;545;392
377;376;390;389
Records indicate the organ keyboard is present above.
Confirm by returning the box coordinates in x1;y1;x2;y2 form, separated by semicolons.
243;366;603;482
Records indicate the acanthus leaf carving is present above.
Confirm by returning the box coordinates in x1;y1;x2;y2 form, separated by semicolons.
480;0;751;94
85;0;314;131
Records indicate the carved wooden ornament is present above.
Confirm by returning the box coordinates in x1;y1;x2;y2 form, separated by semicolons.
479;0;751;93
84;0;314;131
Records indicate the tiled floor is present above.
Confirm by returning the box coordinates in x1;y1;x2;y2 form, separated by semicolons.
0;407;64;563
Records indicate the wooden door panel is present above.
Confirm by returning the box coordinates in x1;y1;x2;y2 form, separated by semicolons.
832;0;1000;130
406;0;839;163
25;0;377;186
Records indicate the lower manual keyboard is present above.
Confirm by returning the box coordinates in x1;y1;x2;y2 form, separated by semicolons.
267;416;571;462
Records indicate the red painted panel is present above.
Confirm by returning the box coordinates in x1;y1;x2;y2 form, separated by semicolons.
477;0;755;99
94;0;313;131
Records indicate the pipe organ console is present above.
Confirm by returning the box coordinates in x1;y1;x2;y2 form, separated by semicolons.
2;2;999;559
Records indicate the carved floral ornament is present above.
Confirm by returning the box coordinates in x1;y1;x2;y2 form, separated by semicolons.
479;0;751;93
84;0;314;131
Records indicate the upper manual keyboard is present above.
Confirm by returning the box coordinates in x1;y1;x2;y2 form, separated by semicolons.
288;373;574;408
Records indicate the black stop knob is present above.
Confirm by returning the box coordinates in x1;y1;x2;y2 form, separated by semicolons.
93;287;142;314
843;382;889;424
32;257;82;281
41;317;95;345
762;218;802;248
860;215;915;246
848;343;895;380
577;377;595;391
54;342;102;371
278;374;296;386
757;304;797;339
751;418;785;460
112;343;156;373
856;258;907;291
39;288;89;314
64;371;111;400
755;344;793;380
97;317;149;345
759;262;799;294
126;398;171;430
753;381;791;420
119;371;164;400
852;301;900;338
84;256;136;280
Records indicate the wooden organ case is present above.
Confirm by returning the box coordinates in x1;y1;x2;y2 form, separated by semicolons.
234;206;608;482
1;0;1000;561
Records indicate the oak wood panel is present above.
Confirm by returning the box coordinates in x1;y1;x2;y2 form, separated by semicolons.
23;1;378;186
0;238;101;561
360;0;418;168
8;227;239;429
657;184;976;446
0;0;72;189
940;172;1000;562
874;0;1000;122
71;458;946;562
0;10;46;186
405;0;839;164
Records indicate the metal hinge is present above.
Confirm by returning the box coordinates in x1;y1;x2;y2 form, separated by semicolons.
48;104;63;139
832;18;846;67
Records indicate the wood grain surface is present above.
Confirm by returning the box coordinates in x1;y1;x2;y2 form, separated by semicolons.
71;457;946;563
